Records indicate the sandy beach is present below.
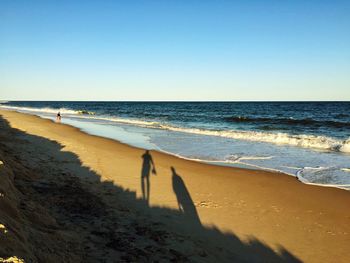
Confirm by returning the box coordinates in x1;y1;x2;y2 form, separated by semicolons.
1;109;350;262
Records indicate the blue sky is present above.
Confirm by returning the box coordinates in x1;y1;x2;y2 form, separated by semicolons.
1;1;349;101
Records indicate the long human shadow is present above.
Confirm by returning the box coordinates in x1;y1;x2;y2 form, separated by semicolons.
0;115;301;262
140;150;156;204
171;166;201;225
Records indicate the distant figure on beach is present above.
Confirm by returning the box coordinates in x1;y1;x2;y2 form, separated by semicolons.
141;150;156;204
56;112;61;122
171;166;201;225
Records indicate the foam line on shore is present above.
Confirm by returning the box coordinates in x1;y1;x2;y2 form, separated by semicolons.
1;104;350;153
2;107;350;191
154;146;350;191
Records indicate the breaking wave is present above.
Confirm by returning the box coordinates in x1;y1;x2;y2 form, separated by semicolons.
2;104;350;153
158;126;350;153
0;105;95;115
225;116;350;128
75;115;350;154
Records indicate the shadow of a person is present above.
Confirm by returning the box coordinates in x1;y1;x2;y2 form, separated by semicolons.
141;150;156;204
171;166;201;225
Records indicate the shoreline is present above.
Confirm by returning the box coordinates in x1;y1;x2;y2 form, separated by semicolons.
4;107;350;191
1;109;350;262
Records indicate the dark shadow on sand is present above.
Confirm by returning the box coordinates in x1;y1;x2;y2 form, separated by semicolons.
0;115;302;262
171;166;201;225
141;150;156;204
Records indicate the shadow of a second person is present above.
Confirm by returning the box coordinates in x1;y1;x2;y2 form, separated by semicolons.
171;166;201;225
0;114;302;262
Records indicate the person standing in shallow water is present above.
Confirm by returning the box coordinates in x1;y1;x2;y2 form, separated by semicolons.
141;150;156;204
56;112;61;122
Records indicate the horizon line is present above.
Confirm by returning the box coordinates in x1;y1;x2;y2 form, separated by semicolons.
1;100;350;103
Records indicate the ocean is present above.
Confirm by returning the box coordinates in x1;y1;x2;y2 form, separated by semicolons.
1;101;350;189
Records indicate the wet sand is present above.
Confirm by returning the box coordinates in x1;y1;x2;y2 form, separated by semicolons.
1;109;350;262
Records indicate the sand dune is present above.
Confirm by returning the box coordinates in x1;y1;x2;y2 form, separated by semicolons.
0;110;349;262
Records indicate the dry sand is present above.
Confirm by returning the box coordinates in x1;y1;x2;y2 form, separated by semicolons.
0;110;349;262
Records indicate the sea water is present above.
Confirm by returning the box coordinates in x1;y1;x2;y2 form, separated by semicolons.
1;101;350;189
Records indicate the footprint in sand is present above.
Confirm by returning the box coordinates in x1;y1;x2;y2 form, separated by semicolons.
326;231;336;235
271;205;281;212
314;222;323;228
195;200;220;208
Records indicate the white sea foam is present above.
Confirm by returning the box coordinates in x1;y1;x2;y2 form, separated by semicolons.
157;125;350;153
282;166;302;170
2;104;350;153
156;149;281;173
157;147;350;190
78;115;350;153
239;156;274;160
0;105;78;115
3;104;349;190
76;115;160;127
339;139;350;153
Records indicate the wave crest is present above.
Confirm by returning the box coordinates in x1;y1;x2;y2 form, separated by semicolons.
0;105;95;115
225;116;350;128
2;105;350;153
76;114;350;153
157;126;350;153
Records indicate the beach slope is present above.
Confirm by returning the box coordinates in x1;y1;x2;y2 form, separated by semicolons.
0;110;349;262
